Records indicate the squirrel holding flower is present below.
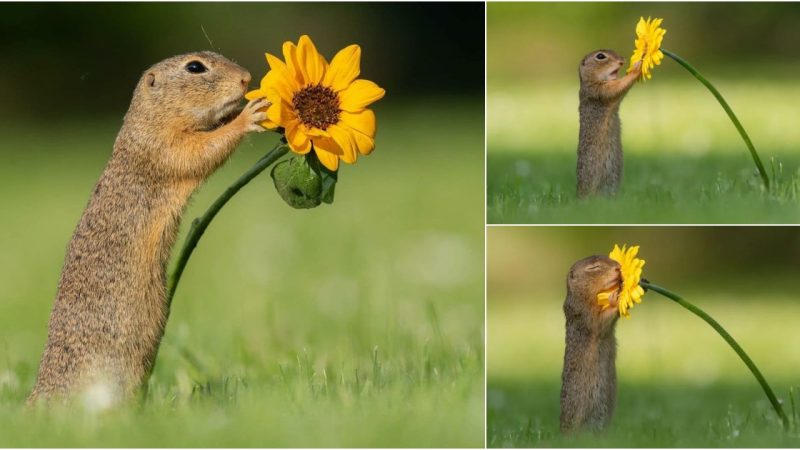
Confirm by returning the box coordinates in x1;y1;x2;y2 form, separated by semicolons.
28;51;269;404
560;255;622;433
576;50;642;198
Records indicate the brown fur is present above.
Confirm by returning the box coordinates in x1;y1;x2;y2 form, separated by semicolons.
576;49;641;198
560;255;622;433
28;51;269;404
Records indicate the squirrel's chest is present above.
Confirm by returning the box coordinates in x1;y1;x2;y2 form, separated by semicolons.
580;104;622;144
141;182;197;269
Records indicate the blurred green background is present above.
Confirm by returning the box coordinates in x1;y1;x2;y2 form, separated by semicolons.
488;227;800;447
487;2;800;223
0;2;482;121
0;3;485;447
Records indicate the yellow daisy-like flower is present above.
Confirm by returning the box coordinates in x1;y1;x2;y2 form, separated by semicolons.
246;35;385;171
627;16;666;80
597;244;646;318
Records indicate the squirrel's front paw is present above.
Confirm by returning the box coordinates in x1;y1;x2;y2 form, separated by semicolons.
632;60;643;77
239;98;271;133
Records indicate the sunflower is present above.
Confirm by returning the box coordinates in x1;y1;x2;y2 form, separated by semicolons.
246;35;385;171
597;244;646;318
627;17;666;80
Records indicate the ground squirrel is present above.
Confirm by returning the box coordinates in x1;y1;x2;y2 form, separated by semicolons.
560;255;622;433
576;50;641;198
28;52;269;404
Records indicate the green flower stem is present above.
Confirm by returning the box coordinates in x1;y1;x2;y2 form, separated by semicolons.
166;141;290;309
640;280;790;430
662;48;770;190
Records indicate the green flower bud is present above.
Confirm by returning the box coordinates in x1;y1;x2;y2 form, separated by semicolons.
271;155;323;209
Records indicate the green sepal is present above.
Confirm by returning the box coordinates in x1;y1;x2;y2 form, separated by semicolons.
270;155;323;209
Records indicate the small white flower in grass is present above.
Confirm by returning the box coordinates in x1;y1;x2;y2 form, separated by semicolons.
82;380;118;413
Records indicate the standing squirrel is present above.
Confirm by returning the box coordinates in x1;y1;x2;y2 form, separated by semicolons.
576;50;641;198
560;255;621;433
28;52;269;404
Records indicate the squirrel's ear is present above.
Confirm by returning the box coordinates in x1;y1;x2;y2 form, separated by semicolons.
146;72;156;88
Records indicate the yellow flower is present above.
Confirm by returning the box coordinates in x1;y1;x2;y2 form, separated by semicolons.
246;35;385;171
597;244;646;318
627;17;666;80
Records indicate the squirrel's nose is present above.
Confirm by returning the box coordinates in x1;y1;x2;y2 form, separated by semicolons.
241;72;252;89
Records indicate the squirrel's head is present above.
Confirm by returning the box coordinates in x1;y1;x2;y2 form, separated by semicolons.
565;255;621;327
579;49;625;83
132;51;251;131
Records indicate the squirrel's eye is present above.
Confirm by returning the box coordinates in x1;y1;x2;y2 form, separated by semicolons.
595;53;606;60
585;264;601;272
185;61;208;74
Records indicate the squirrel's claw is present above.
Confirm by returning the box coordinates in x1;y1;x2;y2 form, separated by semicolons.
240;97;271;133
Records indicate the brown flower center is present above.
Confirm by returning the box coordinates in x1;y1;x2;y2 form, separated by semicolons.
292;84;341;130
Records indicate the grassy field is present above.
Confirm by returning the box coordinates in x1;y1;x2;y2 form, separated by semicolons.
487;227;800;447
488;299;800;447
487;79;800;224
0;100;485;447
489;382;800;448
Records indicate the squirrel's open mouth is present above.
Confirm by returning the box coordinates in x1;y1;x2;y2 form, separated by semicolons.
609;68;620;79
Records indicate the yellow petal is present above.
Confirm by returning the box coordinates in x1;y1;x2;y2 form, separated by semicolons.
261;70;297;106
265;52;287;72
300;124;330;139
350;128;375;155
248;88;282;129
322;44;361;92
313;143;340;171
266;101;283;125
264;91;296;126
245;89;265;101
257;109;279;129
313;134;343;154
328;124;357;163
340;115;377;156
297;35;326;85
263;53;299;98
652;17;663;30
284;125;311;155
636;17;647;36
340;110;376;137
339;79;386;112
283;40;305;86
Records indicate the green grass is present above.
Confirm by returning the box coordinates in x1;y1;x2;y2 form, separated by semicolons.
0;100;485;447
488;152;800;224
487;80;800;224
489;382;800;448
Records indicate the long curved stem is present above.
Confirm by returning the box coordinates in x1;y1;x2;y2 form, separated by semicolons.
166;142;289;308
641;280;789;430
662;48;770;190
